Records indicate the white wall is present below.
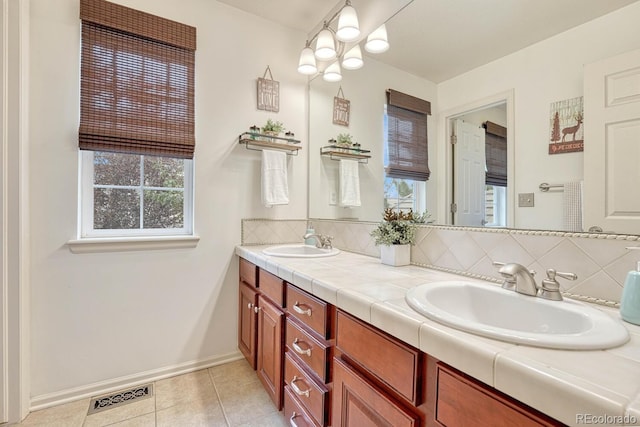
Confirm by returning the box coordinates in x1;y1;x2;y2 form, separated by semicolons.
28;0;307;404
437;1;640;230
308;58;437;222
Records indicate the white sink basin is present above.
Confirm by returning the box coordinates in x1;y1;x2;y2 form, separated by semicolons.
405;281;630;350
262;244;340;258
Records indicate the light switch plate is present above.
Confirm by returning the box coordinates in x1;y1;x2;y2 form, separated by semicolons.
518;193;535;207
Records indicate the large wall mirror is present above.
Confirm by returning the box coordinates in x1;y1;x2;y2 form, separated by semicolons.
308;0;640;235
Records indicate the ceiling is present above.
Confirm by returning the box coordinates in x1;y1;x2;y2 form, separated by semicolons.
217;0;640;82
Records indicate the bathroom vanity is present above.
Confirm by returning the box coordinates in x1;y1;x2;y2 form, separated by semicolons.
234;246;639;426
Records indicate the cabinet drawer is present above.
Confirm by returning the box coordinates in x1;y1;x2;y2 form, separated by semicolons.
259;269;285;307
286;318;331;383
286;284;333;339
284;385;321;427
336;310;421;405
436;363;562;427
239;258;257;288
333;357;420;427
284;352;329;427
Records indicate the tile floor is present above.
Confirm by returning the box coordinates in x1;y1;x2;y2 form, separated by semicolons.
14;359;287;427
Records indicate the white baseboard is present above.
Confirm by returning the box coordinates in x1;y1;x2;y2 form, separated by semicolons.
29;351;244;412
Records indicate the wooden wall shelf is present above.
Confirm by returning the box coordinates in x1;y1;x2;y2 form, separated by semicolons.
320;145;371;163
239;132;301;156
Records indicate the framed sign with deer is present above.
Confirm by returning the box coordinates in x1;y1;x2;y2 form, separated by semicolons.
549;96;584;154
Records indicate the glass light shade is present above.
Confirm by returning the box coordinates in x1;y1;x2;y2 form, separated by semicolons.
323;62;342;82
297;46;317;75
336;5;360;42
315;28;337;60
342;45;363;70
365;24;389;53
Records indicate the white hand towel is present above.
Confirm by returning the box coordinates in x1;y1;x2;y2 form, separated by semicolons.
562;181;583;232
261;149;289;207
339;159;361;207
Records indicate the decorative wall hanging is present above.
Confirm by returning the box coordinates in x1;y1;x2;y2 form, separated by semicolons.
549;96;583;154
257;66;280;112
333;86;350;126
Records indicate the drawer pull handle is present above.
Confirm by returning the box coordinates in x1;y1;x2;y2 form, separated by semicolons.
289;411;300;427
247;303;253;310
292;338;311;357
290;376;310;398
292;302;312;317
254;306;261;313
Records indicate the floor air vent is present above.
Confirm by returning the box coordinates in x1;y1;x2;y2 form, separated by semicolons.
87;384;153;415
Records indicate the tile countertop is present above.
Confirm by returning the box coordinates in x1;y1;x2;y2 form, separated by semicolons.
235;245;640;426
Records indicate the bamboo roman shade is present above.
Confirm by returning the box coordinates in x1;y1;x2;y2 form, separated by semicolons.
484;121;507;187
79;0;196;159
385;89;431;181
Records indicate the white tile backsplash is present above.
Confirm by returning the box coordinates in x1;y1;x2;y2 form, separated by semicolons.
243;218;640;305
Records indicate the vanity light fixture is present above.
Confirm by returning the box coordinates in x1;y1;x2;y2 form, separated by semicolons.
296;0;390;80
364;24;389;53
323;61;342;82
315;24;337;60
336;1;360;42
297;42;318;75
342;44;363;70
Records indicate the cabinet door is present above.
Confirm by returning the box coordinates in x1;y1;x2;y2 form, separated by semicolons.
333;357;420;427
435;363;562;427
238;282;258;369
257;294;284;409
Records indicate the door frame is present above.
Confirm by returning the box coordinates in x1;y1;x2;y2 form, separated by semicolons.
438;89;515;227
2;0;30;422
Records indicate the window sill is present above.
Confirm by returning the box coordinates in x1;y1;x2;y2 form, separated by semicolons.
67;235;200;254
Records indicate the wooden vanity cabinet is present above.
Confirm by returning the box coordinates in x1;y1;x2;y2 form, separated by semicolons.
284;283;335;426
238;257;565;426
238;259;258;368
256;269;286;410
237;259;285;410
428;360;564;427
334;310;424;426
238;281;258;368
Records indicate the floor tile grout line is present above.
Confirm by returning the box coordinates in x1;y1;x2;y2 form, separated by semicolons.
208;368;232;426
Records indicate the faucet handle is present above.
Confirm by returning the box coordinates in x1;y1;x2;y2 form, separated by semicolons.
320;235;333;249
551;270;577;281
539;269;577;301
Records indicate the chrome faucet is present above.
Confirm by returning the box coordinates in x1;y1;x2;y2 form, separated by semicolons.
493;262;538;297
303;233;333;249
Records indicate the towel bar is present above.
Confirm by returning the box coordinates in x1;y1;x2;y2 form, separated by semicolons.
539;183;563;192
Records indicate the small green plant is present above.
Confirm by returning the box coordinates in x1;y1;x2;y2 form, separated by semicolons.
336;133;353;147
262;119;285;135
370;208;429;246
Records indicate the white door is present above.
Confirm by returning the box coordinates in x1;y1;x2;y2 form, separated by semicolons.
453;119;486;226
584;49;640;235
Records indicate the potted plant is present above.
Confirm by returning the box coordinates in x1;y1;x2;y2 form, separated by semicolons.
336;133;353;150
371;208;426;266
262;119;285;140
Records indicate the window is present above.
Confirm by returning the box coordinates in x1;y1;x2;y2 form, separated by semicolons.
78;0;196;238
81;151;193;237
384;90;431;214
483;121;507;227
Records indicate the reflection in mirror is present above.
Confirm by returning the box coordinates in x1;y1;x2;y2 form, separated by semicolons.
450;102;508;228
308;57;437;222
309;0;640;235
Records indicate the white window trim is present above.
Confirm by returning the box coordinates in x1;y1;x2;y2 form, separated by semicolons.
69;151;198;253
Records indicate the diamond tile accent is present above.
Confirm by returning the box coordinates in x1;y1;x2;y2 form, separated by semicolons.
241;219;307;245
241;219;640;305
